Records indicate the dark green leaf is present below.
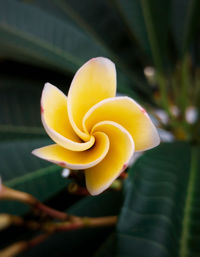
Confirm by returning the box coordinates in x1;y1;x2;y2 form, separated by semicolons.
113;0;171;71
49;0;151;96
171;0;200;56
0;76;42;130
97;142;200;257
51;0;140;68
0;0;145;98
113;0;151;59
0;0;108;73
141;0;171;71
0;75;69;214
0;138;69;215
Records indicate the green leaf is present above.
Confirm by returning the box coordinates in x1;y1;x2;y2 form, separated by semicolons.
97;142;200;257
0;138;69;215
113;0;151;59
171;0;200;56
37;0;151;96
0;0;108;73
141;0;171;72
113;0;171;70
0;75;43;130
0;0;145;98
52;0;140;68
0;76;70;214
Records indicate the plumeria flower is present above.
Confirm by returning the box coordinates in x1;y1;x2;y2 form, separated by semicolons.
32;57;160;195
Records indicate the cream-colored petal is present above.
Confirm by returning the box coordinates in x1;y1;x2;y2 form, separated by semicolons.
67;57;116;141
41;83;94;151
32;132;109;170
83;97;160;151
85;121;134;195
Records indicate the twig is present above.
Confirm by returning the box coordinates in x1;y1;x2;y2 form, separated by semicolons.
0;214;117;257
0;185;68;220
0;234;49;257
0;213;117;233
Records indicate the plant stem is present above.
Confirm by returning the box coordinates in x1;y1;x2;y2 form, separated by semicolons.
0;185;68;220
53;216;117;231
0;213;117;233
0;241;27;257
0;186;118;231
0;234;49;257
0;214;117;257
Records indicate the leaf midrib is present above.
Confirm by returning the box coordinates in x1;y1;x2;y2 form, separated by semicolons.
179;146;199;257
0;23;82;71
0;125;45;135
5;165;61;187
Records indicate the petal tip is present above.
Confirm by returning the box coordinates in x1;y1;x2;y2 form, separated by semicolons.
86;181;111;196
155;132;161;146
88;57;115;71
150;129;161;149
42;82;55;101
44;82;54;89
31;149;39;157
87;187;104;196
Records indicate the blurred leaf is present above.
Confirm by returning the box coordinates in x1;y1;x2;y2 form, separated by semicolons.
113;0;171;70
96;142;200;257
0;75;70;214
95;233;117;257
0;138;69;215
182;0;200;54
15;0;151;96
17;191;123;257
0;0;108;73
171;0;200;56
113;0;151;59
0;76;43;130
141;0;171;71
52;0;141;69
0;0;147;98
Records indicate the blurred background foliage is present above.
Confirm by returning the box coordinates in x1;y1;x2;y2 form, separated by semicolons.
0;0;200;256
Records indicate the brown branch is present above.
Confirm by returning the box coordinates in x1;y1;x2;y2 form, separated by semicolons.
0;184;121;222
0;234;49;257
0;241;27;257
0;215;117;257
0;185;68;220
51;215;117;232
0;213;117;233
0;185;117;257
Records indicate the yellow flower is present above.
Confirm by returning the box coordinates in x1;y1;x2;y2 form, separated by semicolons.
32;57;160;195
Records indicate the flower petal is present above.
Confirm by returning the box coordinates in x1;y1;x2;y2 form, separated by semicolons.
67;57;116;141
32;132;109;170
83;97;160;151
85;121;134;195
41;83;95;151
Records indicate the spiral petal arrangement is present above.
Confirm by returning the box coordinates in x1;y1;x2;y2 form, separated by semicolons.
32;57;160;195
